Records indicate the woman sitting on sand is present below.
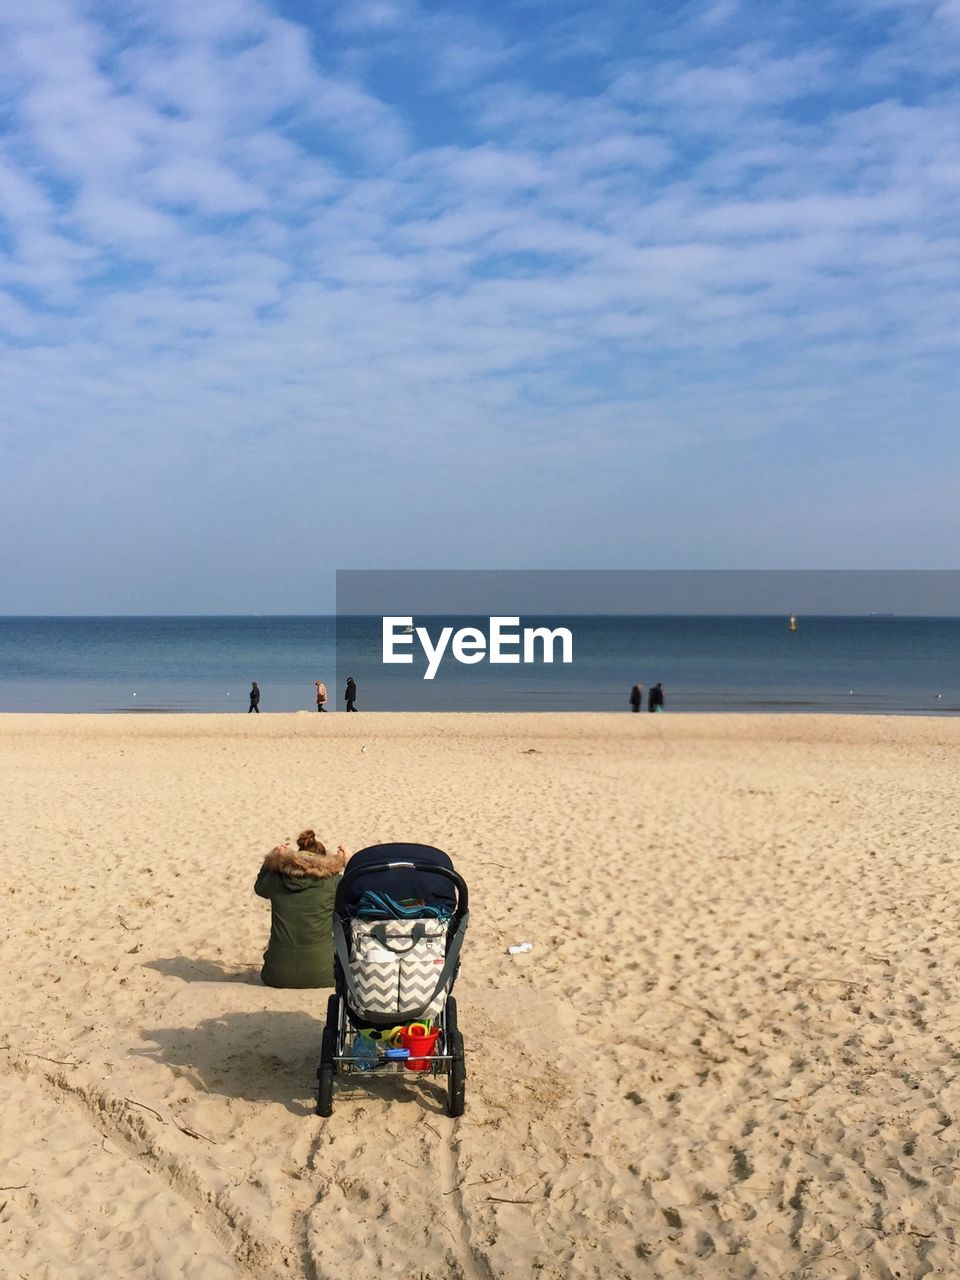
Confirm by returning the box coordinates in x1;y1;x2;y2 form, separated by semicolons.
254;830;347;988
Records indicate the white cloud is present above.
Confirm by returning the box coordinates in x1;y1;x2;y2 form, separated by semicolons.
1;0;960;595
143;156;266;215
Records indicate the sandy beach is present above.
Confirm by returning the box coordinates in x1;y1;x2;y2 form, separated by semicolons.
2;711;960;1279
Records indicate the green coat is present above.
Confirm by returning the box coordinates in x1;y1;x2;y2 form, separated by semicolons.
254;846;344;988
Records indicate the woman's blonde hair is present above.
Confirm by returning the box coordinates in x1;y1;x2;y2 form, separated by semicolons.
296;829;327;855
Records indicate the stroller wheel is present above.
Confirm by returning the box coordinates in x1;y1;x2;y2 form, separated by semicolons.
317;1023;337;1117
317;1062;334;1117
325;992;339;1029
320;1023;337;1068
444;996;458;1042
446;1031;465;1117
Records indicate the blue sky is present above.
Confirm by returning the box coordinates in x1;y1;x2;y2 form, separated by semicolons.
1;0;959;612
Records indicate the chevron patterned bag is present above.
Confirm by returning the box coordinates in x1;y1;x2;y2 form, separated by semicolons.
350;918;448;1019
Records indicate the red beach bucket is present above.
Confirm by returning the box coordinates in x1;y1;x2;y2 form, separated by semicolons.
400;1024;441;1071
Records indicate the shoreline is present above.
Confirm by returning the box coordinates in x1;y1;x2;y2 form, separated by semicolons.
5;706;960;716
2;706;960;719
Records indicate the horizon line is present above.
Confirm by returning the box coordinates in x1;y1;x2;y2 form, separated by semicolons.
3;612;960;621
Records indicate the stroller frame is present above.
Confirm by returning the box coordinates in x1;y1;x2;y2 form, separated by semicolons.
316;847;468;1117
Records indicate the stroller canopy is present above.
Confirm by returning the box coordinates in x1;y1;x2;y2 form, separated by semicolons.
337;843;461;916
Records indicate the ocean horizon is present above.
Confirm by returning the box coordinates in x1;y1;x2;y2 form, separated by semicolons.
1;614;959;715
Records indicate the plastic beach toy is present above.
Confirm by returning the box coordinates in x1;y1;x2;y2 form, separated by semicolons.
400;1024;441;1071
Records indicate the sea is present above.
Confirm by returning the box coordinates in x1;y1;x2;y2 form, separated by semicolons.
0;615;958;714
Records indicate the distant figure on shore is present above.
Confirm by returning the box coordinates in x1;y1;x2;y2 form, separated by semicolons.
629;683;643;712
248;682;260;713
254;830;347;987
648;682;664;712
345;676;358;712
315;680;328;712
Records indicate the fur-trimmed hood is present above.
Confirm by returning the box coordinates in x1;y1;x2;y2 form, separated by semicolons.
261;846;347;880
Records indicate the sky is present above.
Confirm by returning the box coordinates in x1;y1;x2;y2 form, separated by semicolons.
338;570;960;615
1;0;959;613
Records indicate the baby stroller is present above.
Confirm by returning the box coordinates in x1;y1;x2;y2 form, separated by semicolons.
317;843;469;1117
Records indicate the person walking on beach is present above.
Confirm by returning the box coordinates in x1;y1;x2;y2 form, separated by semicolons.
629;683;643;712
315;680;328;712
249;682;261;713
345;676;358;712
648;682;664;712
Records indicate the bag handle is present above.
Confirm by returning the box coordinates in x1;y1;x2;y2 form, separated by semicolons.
370;921;426;952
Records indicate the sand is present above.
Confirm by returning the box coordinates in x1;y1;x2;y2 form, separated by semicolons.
2;711;960;1279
